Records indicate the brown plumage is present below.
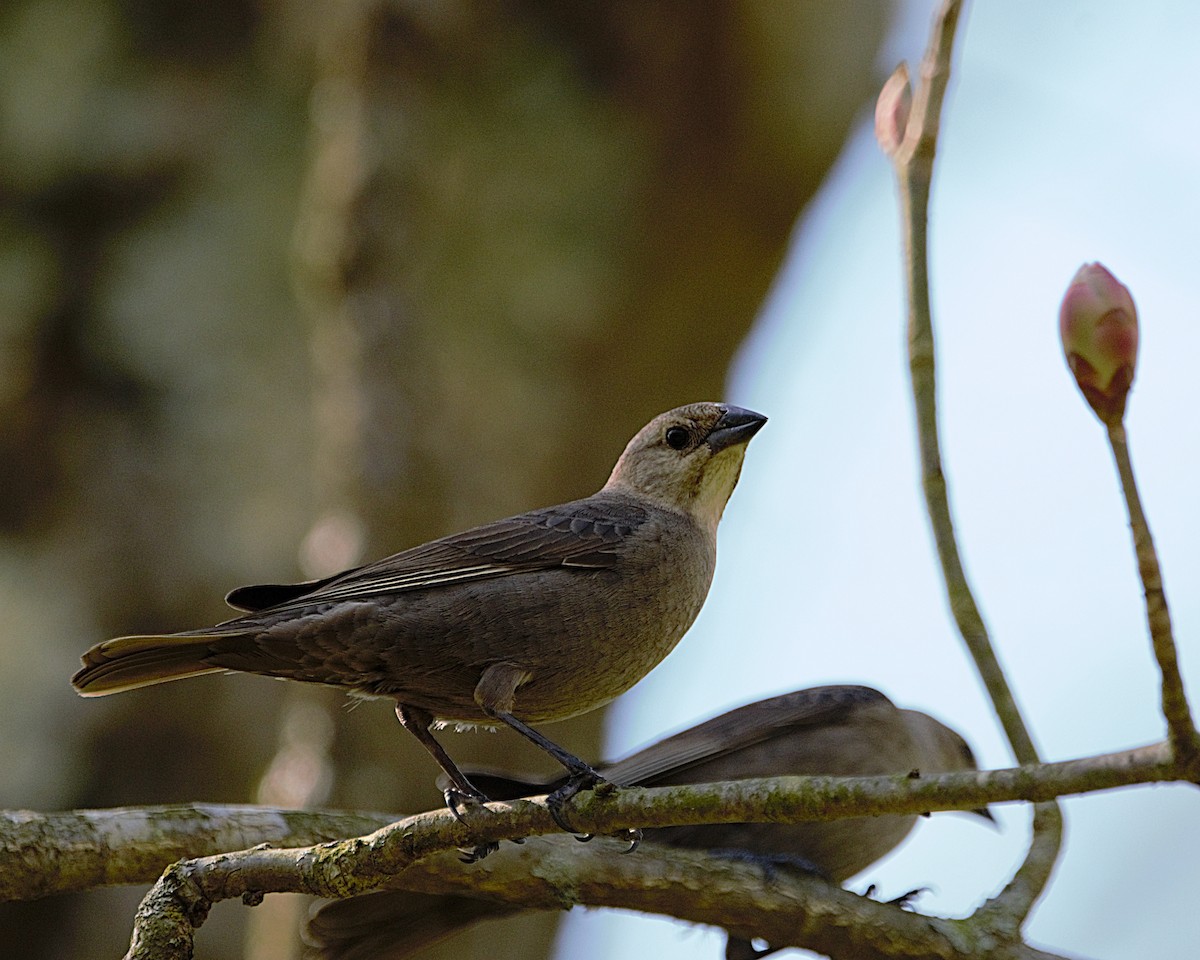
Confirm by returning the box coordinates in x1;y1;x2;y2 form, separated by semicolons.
304;685;994;960
72;402;766;821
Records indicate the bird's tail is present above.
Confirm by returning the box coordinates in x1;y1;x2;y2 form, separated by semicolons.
305;890;520;960
71;630;244;696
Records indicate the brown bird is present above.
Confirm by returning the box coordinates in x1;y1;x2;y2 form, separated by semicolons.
304;685;994;960
72;402;766;829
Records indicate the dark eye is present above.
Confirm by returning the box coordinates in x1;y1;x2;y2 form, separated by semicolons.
665;426;690;450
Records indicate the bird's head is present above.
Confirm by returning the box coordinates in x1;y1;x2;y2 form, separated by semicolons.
605;402;767;534
903;710;997;824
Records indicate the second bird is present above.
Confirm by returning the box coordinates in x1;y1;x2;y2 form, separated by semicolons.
71;402;767;818
305;684;993;960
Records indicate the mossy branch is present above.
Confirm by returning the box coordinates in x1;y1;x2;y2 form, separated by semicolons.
3;738;1183;958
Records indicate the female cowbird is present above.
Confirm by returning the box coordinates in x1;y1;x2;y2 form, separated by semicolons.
72;402;766;823
304;685;994;960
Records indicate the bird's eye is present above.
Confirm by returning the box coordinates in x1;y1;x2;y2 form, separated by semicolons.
665;426;690;450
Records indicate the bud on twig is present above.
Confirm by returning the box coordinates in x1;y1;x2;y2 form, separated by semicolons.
875;64;912;158
1059;263;1138;425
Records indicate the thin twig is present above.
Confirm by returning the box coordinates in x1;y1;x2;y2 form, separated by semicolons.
895;0;1038;770
1107;422;1199;761
882;0;1063;925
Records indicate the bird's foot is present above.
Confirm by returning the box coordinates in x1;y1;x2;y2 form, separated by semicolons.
545;769;599;836
443;784;489;823
457;841;500;864
443;784;502;863
545;772;639;849
862;883;929;909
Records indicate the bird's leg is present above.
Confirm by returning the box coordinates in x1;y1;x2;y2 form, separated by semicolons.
488;710;641;850
488;709;602;833
394;704;488;811
394;704;499;862
474;663;639;847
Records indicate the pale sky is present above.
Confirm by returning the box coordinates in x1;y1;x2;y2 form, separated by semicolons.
560;2;1200;958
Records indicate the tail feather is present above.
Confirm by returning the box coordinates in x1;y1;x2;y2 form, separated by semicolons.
71;633;238;696
305;890;521;960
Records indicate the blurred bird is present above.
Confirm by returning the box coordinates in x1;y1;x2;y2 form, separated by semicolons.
72;402;766;828
304;685;994;960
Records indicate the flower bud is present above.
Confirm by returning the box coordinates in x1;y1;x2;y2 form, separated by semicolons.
1059;263;1138;425
875;64;912;158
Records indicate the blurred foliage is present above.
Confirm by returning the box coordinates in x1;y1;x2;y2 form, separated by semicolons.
0;0;889;957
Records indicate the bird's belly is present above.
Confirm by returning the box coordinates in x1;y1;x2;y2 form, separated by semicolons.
648;814;919;885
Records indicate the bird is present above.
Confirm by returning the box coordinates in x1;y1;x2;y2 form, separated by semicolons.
303;684;995;960
72;402;767;833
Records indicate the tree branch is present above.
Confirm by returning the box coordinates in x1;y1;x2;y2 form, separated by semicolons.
879;0;1063;926
0;804;395;902
1107;423;1200;762
892;0;1040;775
8;741;1181;958
2;740;1179;907
128;836;1081;960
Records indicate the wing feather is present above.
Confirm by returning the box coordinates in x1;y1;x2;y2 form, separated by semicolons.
223;496;651;616
604;686;891;786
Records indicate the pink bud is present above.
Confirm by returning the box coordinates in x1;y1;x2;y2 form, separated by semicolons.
875;64;912;158
1059;263;1138;425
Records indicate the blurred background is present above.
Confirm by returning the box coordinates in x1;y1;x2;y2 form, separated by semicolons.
1;1;1196;958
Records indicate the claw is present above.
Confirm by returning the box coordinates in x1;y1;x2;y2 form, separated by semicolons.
863;883;928;909
443;785;489;825
888;886;929;910
457;841;500;864
546;795;588;837
621;827;642;854
443;784;503;861
545;767;605;835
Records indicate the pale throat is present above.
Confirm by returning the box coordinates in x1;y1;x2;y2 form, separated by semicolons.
690;451;746;537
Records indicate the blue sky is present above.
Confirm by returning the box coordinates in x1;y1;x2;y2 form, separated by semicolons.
560;3;1200;958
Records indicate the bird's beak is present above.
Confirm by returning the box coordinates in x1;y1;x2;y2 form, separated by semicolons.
706;406;767;454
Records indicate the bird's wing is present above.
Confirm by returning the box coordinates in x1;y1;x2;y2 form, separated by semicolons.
603;685;892;786
223;496;652;615
306;890;521;960
224;566;366;612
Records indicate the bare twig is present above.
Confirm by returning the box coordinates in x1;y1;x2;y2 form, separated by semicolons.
879;0;1063;926
891;0;1038;770
1107;422;1199;762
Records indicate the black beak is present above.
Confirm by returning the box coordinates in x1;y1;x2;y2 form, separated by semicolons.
706;405;767;454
